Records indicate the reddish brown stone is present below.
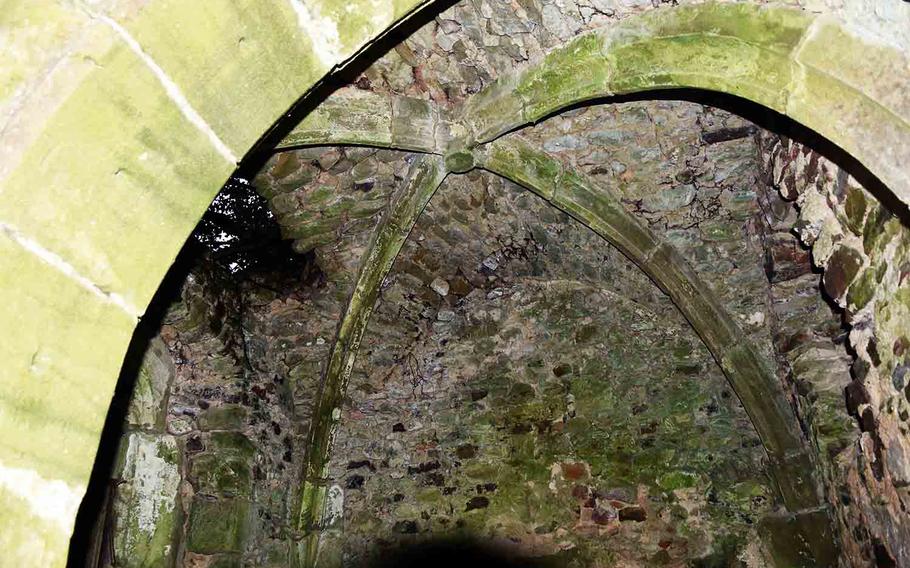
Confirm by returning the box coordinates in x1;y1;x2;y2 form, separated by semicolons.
764;233;812;283
561;462;587;480
823;246;864;302
571;485;590;500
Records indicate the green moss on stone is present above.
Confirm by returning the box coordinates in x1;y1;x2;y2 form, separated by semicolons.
633;3;812;53
210;431;256;459
822;245;864;302
126;337;174;431
658;471;699;491
444;150;475;174
846;265;877;311
208;555;243;568
113;433;182;568
516;32;610;123
607;33;792;113
843;187;868;235
281;90;394;149
190;453;252;498
198;404;249;431
186;498;250;554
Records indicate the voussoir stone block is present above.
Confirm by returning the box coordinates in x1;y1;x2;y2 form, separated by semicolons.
0;20;230;312
515;32;612;124
481;141;560;201
127;337;176;431
627;2;813;52
606;33;794;113
0;235;135;486
121;0;328;155
283;89;394;149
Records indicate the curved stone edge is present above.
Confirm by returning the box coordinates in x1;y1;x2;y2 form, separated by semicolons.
460;2;910;208
476;137;823;503
477;136;838;563
276;87;459;154
294;154;448;567
4;1;903;563
0;1;431;565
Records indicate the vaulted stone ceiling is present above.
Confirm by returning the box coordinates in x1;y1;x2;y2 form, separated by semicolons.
58;1;910;568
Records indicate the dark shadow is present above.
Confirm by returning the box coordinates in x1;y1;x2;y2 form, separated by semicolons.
532;88;910;227
67;181;312;564
66;243;202;566
362;537;562;568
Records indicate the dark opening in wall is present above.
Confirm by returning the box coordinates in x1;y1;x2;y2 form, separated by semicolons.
67;174;315;567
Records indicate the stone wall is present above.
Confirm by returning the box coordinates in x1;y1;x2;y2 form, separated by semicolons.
94;92;910;568
106;337;182;567
71;0;910;566
94;144;416;565
319;154;779;566
758;131;910;567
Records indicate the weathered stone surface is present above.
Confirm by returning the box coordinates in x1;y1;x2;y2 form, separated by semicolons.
0;235;135;486
483;136;822;517
763;233;812;283
197;405;249;432
759;130;910;566
127;337;175;431
278;89;452;153
190;450;252;499
186;498;250;554
281;88;395;149
463;3;910;206
758;508;839;568
112;433;181;567
11;0;910;566
295;155;448;564
1;0;430;562
330;243;775;565
822;245;865;305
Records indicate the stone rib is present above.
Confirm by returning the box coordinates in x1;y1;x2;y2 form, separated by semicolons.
294;154;448;567
277;88;451;153
478;136;825;513
460;2;910;207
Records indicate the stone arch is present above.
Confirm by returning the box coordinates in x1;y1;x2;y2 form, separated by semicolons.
290;138;837;566
2;1;908;565
286;111;840;566
276;6;910;563
459;2;910;207
0;2;431;564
